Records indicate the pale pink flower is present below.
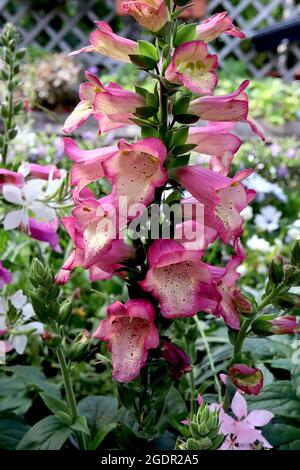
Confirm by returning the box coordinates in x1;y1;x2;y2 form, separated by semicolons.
122;0;168;33
196;12;245;42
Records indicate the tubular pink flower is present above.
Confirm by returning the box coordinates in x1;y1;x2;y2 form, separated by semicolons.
189;80;266;141
177;166;256;244
207;256;252;330
102;138;168;213
0;261;13;289
187;122;242;175
93;299;159;382
0;169;24;191
140;239;221;319
28;163;62;180
229;364;264;395
28;218;60;252
166;41;218;95
89;239;135;281
196;12;245;42
69;21;138;63
122;0;168;33
162;340;192;380
270;315;300;334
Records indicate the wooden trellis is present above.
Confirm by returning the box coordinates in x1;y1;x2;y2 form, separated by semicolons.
0;0;299;79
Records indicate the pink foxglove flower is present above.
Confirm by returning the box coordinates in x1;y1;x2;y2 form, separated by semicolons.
165;41;218;95
0;262;12;289
122;0;168;33
93;299;159;382
162;340;192;380
189;81;265;141
177;166;256;244
196;12;245;42
27;163;62;180
28;218;60;252
69;21;138;63
102;138;168;214
229;364;264;395
253;314;300;335
187;122;242;175
0;169;24;191
208;256;252;330
217;391;273;450
140;239;220;319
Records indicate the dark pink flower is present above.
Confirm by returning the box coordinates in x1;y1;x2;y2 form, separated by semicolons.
253;314;300;335
196;12;245;42
0;261;13;289
93;299;159;382
162;340;192;380
0;169;24;191
229;364;264;395
28;163;62;180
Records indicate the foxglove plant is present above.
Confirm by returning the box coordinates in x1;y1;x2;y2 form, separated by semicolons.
24;0;300;450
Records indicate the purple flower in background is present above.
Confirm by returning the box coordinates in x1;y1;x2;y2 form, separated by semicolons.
81;130;95;141
87;65;98;74
287;147;296;159
277;165;288;178
0;262;12;289
54;138;64;161
270;143;280;157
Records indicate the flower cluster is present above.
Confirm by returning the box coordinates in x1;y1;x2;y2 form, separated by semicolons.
58;5;267;384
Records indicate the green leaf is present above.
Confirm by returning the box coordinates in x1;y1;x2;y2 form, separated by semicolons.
138;40;159;61
173;127;189;146
17;416;71;450
129;54;158;70
248;381;300;421
168;154;190;168
174;23;197;47
174;114;199;125
39;393;70;421
92;422;117;450
146;91;159;108
135;85;148;98
173;144;197;156
263;420;300;450
173;94;191;116
0;374;32;415
165;386;188;430
78;395;118;437
292;364;300;399
135;106;158;119
3;365;59;397
0;418;29;450
71;415;90;435
141;126;160;138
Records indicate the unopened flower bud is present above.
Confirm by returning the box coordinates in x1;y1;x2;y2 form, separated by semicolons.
42;331;62;349
276;293;300;309
291;240;300;267
68;330;91;361
269;256;284;285
59;297;73;323
253;314;300;336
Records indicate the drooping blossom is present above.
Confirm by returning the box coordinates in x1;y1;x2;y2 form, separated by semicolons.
162;340;192;380
187;122;241;175
0;291;43;355
188;81;265;141
0;169;24;191
93;299;159;382
215;391;273;450
253;314;300;336
229;364;264;395
69;21;138;63
0;262;12;289
122;0;168;33
140;239;221;319
165;41;218;95
196;12;245;42
177;166;255;244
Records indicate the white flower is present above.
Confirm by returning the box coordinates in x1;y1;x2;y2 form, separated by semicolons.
241;206;253;221
287;219;300;240
245;173;287;203
2;180;56;230
246;235;271;252
0;290;43;355
254;206;282;233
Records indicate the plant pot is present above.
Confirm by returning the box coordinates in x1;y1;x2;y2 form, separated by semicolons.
115;0;206;19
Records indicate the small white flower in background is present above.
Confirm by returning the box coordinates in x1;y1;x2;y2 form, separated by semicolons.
246;235;271;252
287;219;300;241
245;173;287;203
0;290;43;355
254;205;282;233
241;206;253;221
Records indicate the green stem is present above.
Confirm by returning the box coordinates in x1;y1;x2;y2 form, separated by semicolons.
194;316;222;403
2;64;13;165
189;365;196;415
159;79;168;128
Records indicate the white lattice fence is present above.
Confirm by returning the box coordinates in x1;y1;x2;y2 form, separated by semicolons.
0;0;299;79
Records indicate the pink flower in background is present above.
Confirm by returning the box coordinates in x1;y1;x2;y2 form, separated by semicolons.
189;80;265;141
69;21;138;62
217;391;273;450
196;12;245;42
0;169;24;191
140;239;221;319
177;166;256;244
162;340;192;380
229;364;264;395
27;163;62;180
122;0;168;32
165;41;218;95
0;262;12;289
187;122;242;175
28;218;60;252
102;138;168;214
93;299;159;382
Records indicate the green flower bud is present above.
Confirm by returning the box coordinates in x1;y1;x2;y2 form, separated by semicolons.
59;297;73;324
42;331;62;349
68;330;91;362
269;256;284;285
291;240;300;267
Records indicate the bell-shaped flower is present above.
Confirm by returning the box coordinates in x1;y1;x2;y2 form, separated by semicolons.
89;239;135;281
229;364;264;395
0;169;24;191
253;314;300;336
69;21;138;62
122;0;168;33
177;166;256;244
208;256;252;330
93;299;159;382
187;122;242;175
140;239;221;319
189;80;265;141
196;11;245;42
162;340;192;380
102;137;168;214
0;262;12;289
166;41;218;95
